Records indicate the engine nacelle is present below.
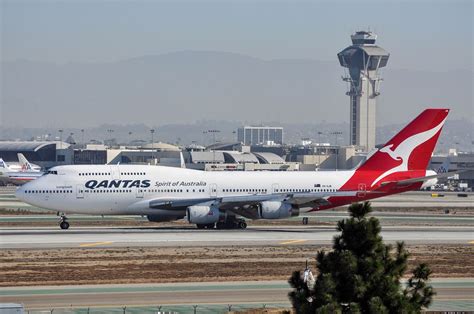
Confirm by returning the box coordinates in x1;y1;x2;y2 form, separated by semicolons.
187;204;220;224
259;201;298;219
147;214;184;222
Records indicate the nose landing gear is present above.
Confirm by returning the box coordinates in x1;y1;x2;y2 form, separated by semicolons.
59;214;70;230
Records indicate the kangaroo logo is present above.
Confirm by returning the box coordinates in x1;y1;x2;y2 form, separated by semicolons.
371;116;447;187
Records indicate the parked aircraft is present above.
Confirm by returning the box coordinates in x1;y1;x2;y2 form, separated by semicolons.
0;155;43;185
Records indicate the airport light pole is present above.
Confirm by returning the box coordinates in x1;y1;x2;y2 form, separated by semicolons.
106;129;114;148
331;131;343;170
202;131;207;146
317;131;323;168
208;129;220;145
58;129;63;149
207;129;220;165
128;131;132;146
81;129;84;147
150;129;155;164
317;131;323;145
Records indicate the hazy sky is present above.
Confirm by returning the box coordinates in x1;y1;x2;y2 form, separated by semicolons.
1;0;473;71
1;0;473;130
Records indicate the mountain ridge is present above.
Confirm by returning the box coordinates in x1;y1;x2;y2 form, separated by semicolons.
1;51;472;129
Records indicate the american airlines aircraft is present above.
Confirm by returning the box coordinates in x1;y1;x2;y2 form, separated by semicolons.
0;154;43;185
16;109;452;230
9;154;42;172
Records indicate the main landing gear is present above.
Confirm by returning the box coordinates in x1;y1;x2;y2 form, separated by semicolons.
58;213;70;230
196;223;215;229
195;217;247;230
216;216;247;230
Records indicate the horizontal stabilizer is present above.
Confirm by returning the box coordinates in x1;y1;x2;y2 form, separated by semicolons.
380;170;463;187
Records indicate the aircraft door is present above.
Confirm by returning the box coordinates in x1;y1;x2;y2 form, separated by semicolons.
110;165;121;180
272;183;280;194
357;183;366;198
210;183;217;198
76;184;84;199
136;188;144;198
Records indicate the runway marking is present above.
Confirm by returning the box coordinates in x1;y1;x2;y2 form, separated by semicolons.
79;241;114;247
279;239;307;245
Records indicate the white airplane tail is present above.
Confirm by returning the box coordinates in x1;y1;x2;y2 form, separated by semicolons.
17;153;33;171
0;158;8;170
435;157;450;174
180;152;186;169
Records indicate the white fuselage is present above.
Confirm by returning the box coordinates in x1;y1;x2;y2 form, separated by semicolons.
6;162;42;172
16;164;355;215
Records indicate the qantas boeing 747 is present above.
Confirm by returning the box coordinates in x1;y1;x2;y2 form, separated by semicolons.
16;109;453;229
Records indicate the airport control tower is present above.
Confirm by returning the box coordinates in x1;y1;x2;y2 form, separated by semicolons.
337;31;389;151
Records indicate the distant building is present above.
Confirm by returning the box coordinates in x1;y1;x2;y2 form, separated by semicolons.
430;153;474;187
184;150;298;171
0;141;71;169
287;145;364;171
73;149;107;165
237;126;283;146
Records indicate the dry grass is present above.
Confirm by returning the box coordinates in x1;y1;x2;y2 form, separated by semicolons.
1;244;472;287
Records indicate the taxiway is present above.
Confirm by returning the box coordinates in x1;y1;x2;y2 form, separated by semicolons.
1;225;472;249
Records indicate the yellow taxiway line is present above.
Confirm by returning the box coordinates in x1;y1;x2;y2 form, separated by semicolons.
79;241;114;247
279;239;308;245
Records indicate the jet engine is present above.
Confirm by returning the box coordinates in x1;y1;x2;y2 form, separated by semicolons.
187;204;220;224
259;201;299;219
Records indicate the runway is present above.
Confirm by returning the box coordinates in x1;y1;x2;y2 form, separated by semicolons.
1;225;472;249
1;188;473;312
369;191;473;208
1;280;472;312
1;210;473;225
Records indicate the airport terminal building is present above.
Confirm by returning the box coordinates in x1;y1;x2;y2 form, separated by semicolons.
0;140;472;189
0;141;71;169
430;153;474;188
237;126;283;146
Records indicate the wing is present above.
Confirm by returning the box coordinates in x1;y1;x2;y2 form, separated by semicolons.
129;191;357;219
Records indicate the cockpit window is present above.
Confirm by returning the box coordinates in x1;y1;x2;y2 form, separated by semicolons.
46;170;58;175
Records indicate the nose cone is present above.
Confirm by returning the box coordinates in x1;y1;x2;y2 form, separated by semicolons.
15;185;26;202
